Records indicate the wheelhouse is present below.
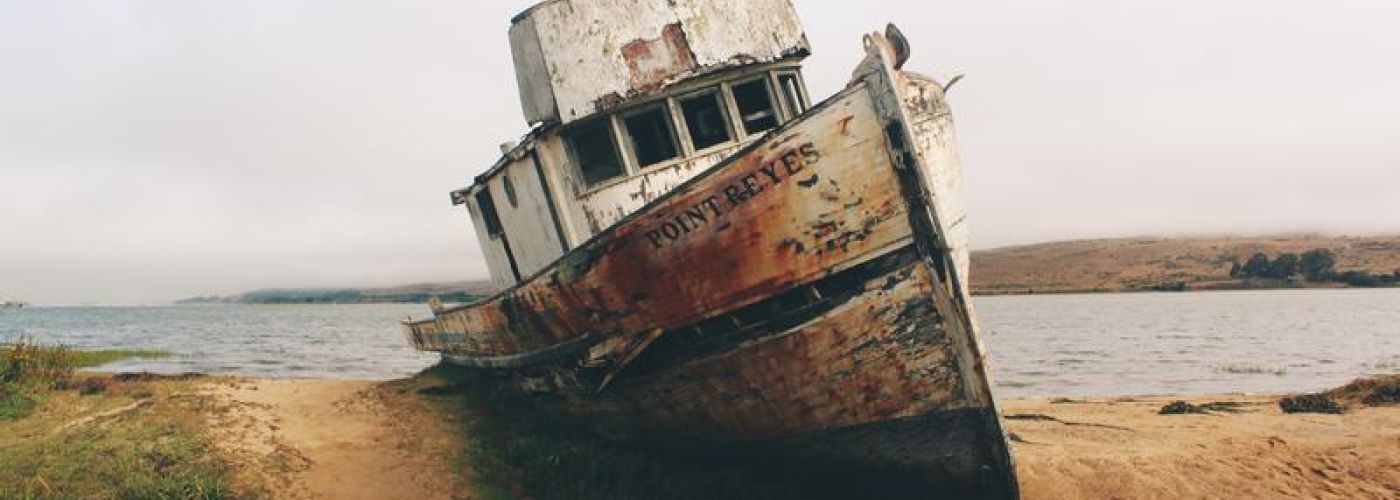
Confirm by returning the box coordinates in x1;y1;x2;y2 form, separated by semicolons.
452;0;812;290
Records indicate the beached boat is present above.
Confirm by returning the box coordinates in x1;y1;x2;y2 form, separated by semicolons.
403;1;1017;497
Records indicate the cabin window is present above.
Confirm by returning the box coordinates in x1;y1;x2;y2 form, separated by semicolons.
679;89;732;150
622;104;680;168
732;78;779;135
475;189;504;238
565;117;626;186
778;73;807;116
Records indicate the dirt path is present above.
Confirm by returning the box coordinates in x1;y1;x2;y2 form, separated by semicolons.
206;379;472;499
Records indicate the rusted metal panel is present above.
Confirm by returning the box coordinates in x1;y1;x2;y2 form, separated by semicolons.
510;0;808;125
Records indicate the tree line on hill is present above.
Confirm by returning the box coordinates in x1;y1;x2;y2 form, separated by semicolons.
1229;249;1400;287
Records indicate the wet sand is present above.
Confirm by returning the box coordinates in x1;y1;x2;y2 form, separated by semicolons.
1004;396;1399;499
203;378;1397;499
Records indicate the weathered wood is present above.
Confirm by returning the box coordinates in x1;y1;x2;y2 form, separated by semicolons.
404;11;1018;498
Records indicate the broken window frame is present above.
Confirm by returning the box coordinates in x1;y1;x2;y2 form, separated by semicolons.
562;63;809;198
564;115;629;190
773;70;809;122
728;76;781;137
619;102;683;169
675;86;736;155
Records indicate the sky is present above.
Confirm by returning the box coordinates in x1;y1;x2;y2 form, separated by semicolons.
2;0;1398;305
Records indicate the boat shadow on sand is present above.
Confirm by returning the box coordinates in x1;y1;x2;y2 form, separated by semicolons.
405;362;995;500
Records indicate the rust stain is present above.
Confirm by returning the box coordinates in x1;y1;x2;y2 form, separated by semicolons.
592;92;625;114
837;115;855;134
621;23;697;96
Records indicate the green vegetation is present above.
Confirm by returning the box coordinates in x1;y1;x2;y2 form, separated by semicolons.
1;338;171;420
406;363;866;500
0;375;234;499
1230;248;1400;286
70;349;171;368
1213;363;1288;376
1;338;77;420
0;339;234;498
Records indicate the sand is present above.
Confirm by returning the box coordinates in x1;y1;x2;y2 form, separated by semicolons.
206;379;472;500
1003;396;1399;499
205;378;1397;499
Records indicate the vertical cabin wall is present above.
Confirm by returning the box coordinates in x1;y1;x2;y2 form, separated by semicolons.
463;197;517;291
488;155;569;279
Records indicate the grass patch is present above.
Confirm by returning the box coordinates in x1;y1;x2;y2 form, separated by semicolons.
405;363;862;500
2;338;172;420
1213;363;1288;375
0;374;236;498
71;349;171;368
1;339;233;497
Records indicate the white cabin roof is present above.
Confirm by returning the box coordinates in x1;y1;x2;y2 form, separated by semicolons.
509;0;808;126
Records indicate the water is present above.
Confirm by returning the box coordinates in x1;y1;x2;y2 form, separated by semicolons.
0;304;438;380
1;289;1397;395
978;288;1400;397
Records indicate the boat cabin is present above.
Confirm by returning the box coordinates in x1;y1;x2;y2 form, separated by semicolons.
453;0;813;290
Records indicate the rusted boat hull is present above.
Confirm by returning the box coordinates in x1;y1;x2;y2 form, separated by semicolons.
407;34;1017;498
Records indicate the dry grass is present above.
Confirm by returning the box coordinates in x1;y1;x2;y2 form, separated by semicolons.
971;234;1400;294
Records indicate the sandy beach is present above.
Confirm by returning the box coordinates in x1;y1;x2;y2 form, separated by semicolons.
1004;396;1399;499
195;377;1400;499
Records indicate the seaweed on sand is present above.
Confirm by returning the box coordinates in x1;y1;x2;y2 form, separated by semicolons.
1279;374;1400;414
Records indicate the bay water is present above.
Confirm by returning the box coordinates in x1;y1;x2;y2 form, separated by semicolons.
2;288;1396;397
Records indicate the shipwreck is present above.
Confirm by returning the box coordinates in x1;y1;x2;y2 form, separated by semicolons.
403;0;1018;497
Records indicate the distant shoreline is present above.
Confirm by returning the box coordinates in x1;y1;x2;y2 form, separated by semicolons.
166;234;1400;304
972;279;1395;296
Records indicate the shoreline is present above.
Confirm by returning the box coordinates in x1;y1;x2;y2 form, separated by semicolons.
4;367;1397;499
210;374;1400;499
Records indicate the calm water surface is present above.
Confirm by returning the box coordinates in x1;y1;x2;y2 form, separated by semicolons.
0;304;437;380
978;288;1400;397
2;289;1397;396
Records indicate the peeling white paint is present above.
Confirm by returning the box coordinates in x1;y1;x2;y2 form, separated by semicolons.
510;0;807;125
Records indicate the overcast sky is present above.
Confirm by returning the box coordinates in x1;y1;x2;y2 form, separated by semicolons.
2;1;1398;305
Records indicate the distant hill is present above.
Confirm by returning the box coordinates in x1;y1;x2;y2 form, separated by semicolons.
176;280;497;305
177;235;1400;304
970;234;1400;295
